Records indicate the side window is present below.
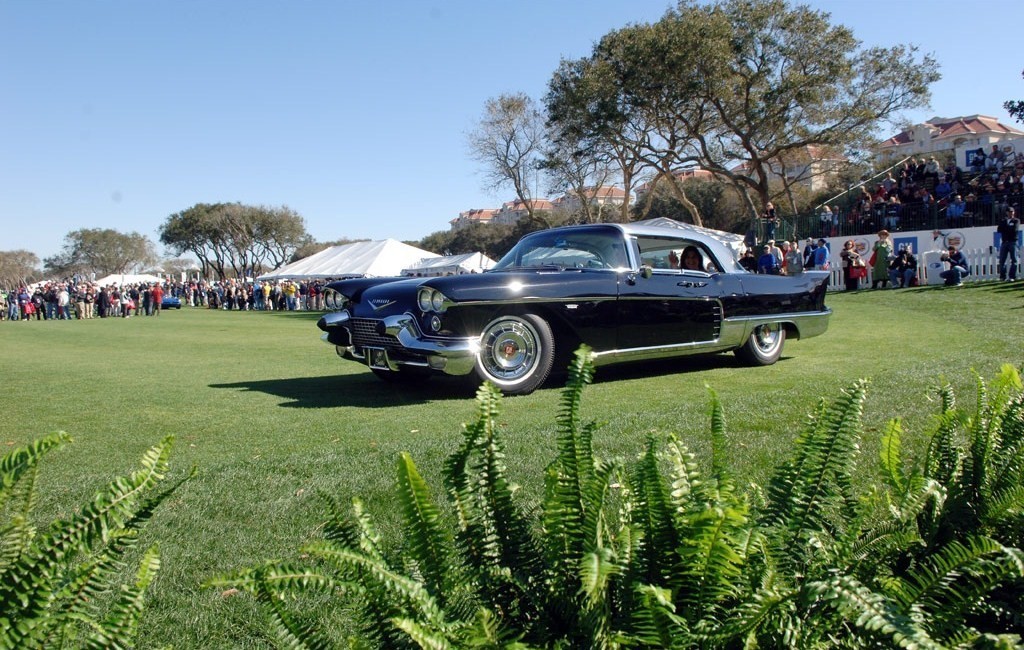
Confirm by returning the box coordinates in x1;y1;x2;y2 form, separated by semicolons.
637;237;719;273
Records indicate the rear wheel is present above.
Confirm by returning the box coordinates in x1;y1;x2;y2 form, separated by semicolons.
735;323;785;365
474;314;554;395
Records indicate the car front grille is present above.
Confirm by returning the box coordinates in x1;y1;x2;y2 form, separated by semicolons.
350;317;397;350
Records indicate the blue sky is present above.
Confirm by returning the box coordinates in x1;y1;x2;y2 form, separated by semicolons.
2;0;1021;262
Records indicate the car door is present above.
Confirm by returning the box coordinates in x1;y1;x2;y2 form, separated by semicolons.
616;268;744;350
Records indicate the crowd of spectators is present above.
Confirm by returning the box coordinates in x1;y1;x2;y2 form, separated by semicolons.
810;148;1024;237
1;278;332;321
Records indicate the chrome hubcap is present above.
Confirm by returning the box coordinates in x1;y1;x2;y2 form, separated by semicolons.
754;323;781;352
480;318;538;381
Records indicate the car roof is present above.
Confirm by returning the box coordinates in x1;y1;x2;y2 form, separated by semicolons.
535;221;745;272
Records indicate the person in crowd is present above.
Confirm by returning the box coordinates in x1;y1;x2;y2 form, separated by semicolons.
766;240;783;268
97;286;109;318
970;148;987;174
987;144;1006;173
939;245;970;286
818;206;833;236
870;230;894;289
140;284;152;316
739;248;757;272
57;284;70;319
802;238;816;268
882;196;901;231
757;244;780;275
946;194;966;225
997;206;1020;281
120;287;132;318
812;238;831;270
151;282;164;315
74;286;86;320
7;289;20;321
839;239;863;291
934;175;952;201
254;282;265;311
31;289;44;320
888;245;918;288
763;202;778;242
784;239;803;274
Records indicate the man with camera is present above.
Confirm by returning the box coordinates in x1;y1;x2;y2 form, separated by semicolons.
939;245;970;286
996;207;1019;282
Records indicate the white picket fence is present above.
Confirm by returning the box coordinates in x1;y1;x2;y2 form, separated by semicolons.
826;246;1020;289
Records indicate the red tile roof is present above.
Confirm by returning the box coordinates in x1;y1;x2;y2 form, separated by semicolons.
879;114;1024;148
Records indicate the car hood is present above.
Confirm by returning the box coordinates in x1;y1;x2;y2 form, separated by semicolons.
338;269;621;318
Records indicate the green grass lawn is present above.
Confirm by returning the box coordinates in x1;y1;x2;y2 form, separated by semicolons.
2;281;1022;648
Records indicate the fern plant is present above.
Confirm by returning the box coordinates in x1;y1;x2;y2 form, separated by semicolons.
211;351;1024;649
0;433;185;649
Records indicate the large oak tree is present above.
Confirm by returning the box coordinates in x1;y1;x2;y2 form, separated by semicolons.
44;228;156;278
546;0;940;223
159;203;309;280
0;250;41;287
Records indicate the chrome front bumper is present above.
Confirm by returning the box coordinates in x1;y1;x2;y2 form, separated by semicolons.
318;311;479;376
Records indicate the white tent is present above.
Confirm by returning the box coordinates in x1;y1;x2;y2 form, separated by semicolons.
401;252;495;277
93;273;165;287
257;239;440;281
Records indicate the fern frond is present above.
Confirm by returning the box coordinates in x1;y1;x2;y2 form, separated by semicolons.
0;515;35;575
704;586;792;647
396;452;453;600
0;431;71;512
892;537;1024;615
82;543;161;650
579;546;622;608
626;437;678;586
628;584;691;649
207;561;340;596
455;608;532;649
0;436;175;648
393;616;453;650
765;380;868;561
675;501;748;616
879;418;907;495
304;541;446;628
662;435;701;513
807;574;943;649
706;386;730;485
252;574;335;650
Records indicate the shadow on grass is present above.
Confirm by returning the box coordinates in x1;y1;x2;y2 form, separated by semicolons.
212;353;785;407
210;373;475;408
587;352;763;387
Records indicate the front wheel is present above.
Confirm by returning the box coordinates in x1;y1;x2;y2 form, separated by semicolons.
734;323;785;365
474;314;554;395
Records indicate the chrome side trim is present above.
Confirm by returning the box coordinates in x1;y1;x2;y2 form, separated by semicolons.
722;308;832;341
590;340;737;366
589;309;830;366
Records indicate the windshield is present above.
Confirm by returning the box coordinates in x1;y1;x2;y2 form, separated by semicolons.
491;227;629;271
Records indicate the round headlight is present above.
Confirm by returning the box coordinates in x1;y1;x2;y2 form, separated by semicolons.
430;290;447;312
417;288;433;312
324;289;347;311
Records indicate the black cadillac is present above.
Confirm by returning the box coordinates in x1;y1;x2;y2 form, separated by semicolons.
317;222;830;395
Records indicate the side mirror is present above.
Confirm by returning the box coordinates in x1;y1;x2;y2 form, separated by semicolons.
640;265;653;279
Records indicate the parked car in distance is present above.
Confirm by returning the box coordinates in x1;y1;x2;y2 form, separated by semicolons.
161;295;182;310
317;221;831;395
